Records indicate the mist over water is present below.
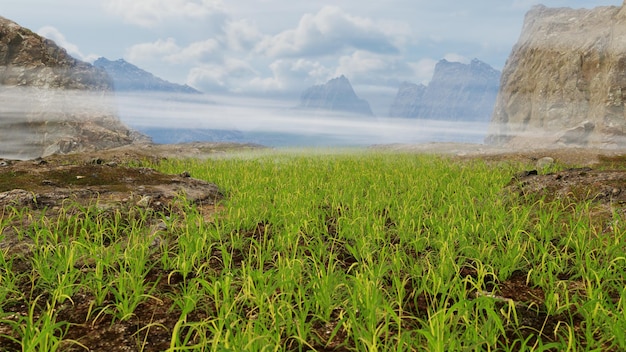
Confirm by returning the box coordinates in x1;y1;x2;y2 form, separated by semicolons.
112;92;491;147
0;87;119;159
0;88;495;159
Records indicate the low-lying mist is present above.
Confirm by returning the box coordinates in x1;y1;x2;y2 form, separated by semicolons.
0;86;120;159
112;92;491;147
4;87;613;160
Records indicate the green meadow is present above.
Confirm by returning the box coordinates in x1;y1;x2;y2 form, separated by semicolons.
1;151;625;351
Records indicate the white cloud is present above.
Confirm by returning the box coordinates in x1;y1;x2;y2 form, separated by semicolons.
255;6;403;58
443;53;469;64
409;58;438;85
127;37;224;66
246;59;331;93
126;38;180;63
102;0;224;27
187;58;257;92
224;19;263;52
37;26;98;62
335;51;389;78
168;39;222;64
333;51;415;87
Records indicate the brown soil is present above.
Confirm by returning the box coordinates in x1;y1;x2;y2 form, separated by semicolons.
1;142;626;351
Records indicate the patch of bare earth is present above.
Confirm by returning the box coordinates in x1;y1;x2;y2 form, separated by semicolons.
0;147;226;351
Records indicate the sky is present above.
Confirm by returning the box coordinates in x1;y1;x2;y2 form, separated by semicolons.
1;0;623;117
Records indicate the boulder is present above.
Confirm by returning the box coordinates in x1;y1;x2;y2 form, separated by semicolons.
0;16;148;160
486;4;626;148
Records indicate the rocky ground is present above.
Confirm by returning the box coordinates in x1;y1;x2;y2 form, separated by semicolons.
2;141;626;350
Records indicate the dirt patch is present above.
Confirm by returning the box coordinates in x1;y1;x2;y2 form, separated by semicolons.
0;150;223;254
0;155;222;214
0;146;230;351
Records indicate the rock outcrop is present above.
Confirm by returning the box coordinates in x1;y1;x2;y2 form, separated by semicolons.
486;3;626;148
389;59;500;121
389;82;427;118
0;16;146;159
298;75;373;116
94;57;201;94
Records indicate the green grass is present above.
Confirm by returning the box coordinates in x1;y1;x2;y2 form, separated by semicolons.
1;150;625;351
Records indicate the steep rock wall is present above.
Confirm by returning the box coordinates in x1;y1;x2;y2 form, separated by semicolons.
390;59;500;121
486;3;626;148
0;16;146;159
298;75;373;116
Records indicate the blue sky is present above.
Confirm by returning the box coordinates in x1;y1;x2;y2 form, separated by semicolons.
2;0;622;114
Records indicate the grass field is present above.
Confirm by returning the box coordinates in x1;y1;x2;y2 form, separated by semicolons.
1;151;625;351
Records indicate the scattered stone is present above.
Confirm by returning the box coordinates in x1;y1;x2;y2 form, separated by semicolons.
136;195;152;207
0;158;223;214
536;157;555;170
513;170;538;180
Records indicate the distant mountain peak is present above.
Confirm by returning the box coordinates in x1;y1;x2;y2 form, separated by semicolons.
298;75;373;116
94;57;201;94
389;58;500;121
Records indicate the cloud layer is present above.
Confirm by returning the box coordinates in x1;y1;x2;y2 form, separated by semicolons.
5;0;618;115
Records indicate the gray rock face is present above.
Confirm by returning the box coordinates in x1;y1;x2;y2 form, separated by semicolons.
388;82;426;118
94;57;201;94
486;4;626;148
298;75;373;116
389;59;500;121
0;16;146;159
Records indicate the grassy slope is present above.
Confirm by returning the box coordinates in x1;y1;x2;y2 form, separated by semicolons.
1;151;625;351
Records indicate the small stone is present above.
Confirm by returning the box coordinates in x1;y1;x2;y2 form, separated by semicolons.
180;171;191;178
536;157;555;170
136;195;152;207
513;170;538;180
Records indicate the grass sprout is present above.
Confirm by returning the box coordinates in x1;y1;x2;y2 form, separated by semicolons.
0;150;625;350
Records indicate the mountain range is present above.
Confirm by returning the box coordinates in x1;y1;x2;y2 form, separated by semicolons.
1;13;505;151
389;59;501;121
94;57;201;94
297;75;374;116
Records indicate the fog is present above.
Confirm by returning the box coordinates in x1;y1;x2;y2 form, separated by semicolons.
0;86;119;159
12;86;605;162
4;86;610;160
112;92;491;147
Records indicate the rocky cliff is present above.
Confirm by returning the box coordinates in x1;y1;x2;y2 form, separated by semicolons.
486;3;626;148
94;57;201;93
389;82;427;118
298;75;373;116
0;16;146;159
389;59;500;121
